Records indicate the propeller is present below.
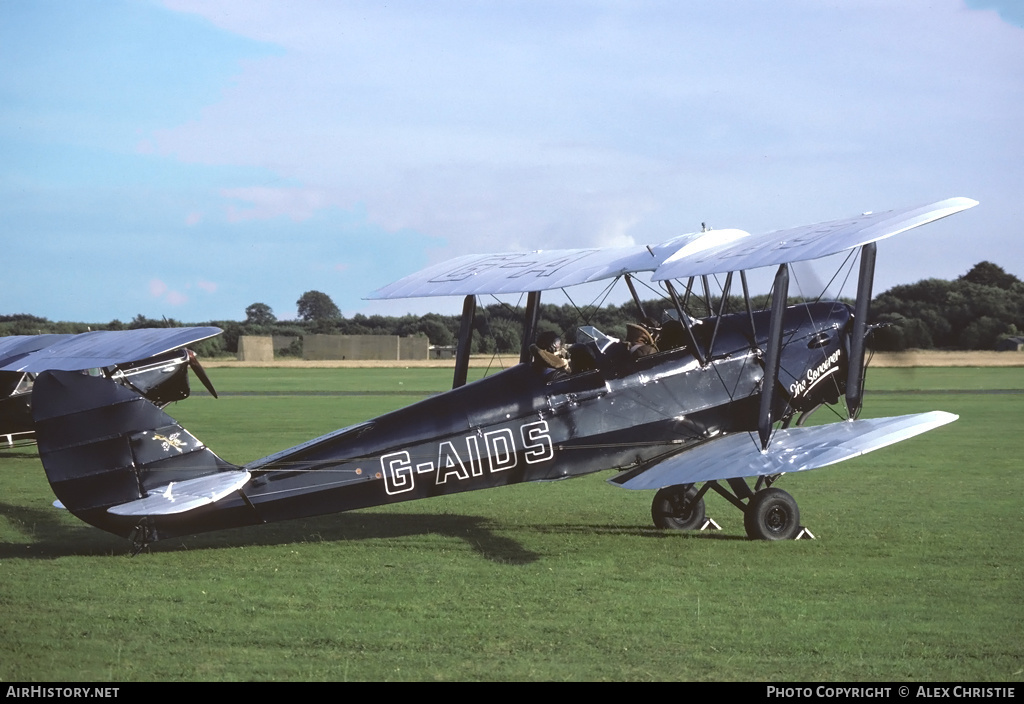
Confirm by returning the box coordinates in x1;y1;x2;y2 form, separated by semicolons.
187;349;218;398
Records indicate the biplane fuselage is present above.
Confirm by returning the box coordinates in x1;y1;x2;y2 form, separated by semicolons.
37;302;851;542
245;303;849;516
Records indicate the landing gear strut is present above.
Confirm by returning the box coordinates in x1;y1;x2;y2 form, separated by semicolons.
650;479;809;540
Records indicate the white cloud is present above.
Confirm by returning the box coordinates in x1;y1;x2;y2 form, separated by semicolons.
152;1;1024;296
222;186;330;222
165;290;189;306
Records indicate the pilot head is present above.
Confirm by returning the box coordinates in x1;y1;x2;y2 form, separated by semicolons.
536;330;563;354
625;323;655;347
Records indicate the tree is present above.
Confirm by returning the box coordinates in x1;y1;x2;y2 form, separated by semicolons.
296;291;341;323
416;313;455;346
959;261;1020;290
128;314;180;329
871;261;1024;350
488;317;522;354
244;302;277;326
958;315;1008;349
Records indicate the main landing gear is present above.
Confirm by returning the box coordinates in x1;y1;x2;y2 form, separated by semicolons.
651;477;810;540
743;487;800;540
652;485;706;530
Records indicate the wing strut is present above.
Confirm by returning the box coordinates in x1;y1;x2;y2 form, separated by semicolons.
624;274;648;320
453;295;476;389
680;277;695;310
520;291;542;364
845;242;876;419
701;276;713;317
758;264;789;451
665;280;706;366
740;271;757;345
706;272;734;357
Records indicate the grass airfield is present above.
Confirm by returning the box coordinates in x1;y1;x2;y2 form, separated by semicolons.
1;366;1021;681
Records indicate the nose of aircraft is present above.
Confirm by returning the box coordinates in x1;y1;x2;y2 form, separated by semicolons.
187;349;218;398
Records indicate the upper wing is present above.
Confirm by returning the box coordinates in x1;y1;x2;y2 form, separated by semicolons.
0;334;75;369
653;197;977;280
365;231;741;299
0;327;222;373
367;197;976;299
608;411;958;490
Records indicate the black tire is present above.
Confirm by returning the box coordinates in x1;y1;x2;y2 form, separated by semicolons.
744;487;800;540
652;485;706;530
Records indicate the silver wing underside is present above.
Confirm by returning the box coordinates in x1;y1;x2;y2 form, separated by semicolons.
610;411;958;490
367;197;976;299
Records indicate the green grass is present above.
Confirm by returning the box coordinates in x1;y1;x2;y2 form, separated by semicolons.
201;367;493;394
868;367;1024;391
0;369;1021;681
202;365;1024;395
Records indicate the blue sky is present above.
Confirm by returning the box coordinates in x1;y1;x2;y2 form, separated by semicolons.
2;0;1022;323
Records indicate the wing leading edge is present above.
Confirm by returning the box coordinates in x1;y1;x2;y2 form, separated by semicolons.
367;197;976;299
609;411;958;491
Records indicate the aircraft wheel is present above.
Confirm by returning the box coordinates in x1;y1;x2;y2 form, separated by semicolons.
744;488;800;540
652;485;706;530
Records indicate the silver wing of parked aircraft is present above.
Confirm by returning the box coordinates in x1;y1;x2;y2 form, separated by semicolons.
2;327;221;447
0;327;222;373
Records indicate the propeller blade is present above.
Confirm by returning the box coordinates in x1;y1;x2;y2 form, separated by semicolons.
187;349;218;398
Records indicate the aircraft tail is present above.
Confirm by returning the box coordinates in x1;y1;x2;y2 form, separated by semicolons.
32;370;246;539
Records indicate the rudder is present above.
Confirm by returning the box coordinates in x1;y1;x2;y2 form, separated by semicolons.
32;370;240;539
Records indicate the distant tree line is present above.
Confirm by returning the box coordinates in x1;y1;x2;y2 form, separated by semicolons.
869;261;1023;350
3;264;1022;355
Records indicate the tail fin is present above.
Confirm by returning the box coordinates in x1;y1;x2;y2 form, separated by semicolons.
32;370;244;539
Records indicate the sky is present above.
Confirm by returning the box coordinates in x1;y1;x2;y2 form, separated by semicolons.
2;0;1022;323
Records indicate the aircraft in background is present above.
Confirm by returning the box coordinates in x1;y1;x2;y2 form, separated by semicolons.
26;198;976;551
1;328;220;446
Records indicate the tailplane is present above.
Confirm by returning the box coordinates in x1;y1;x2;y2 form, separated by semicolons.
32;370;246;539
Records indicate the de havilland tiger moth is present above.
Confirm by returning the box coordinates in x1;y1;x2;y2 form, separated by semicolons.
25;197;977;550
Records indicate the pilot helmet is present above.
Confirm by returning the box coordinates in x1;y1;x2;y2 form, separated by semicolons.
536;330;563;354
625;323;655;347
